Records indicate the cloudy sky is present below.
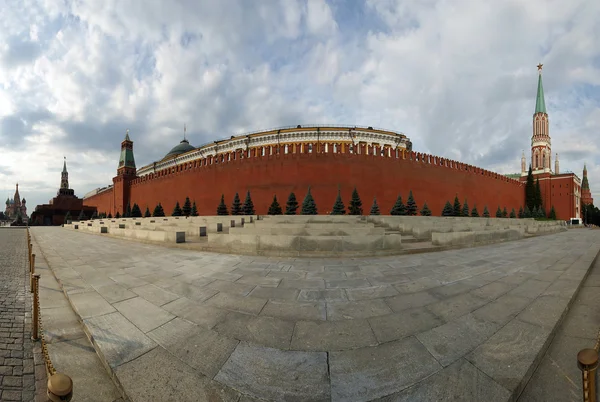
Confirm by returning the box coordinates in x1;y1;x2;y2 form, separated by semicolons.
1;0;599;210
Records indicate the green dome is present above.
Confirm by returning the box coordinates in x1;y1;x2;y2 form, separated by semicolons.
164;139;196;159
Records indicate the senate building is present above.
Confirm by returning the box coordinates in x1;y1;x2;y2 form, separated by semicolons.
82;65;591;221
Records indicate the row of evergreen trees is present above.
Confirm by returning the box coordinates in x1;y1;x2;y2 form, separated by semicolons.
438;195;556;219
95;197;200;219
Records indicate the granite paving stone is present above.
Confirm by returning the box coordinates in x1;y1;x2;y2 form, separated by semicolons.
291;319;378;351
516;296;570;328
213;312;295;349
94;283;137;304
470;281;516;301
326;299;392;320
329;336;442;401
298;289;348;302
130;283;180;306
259;300;327;321
368;307;445;344
507;278;552;299
113;296;176;333
204;292;268;315
249;286;300;301
161;297;228;328
345;285;399;301
205;279;257;296
426;292;489;321
472;294;531;325
384;291;439;313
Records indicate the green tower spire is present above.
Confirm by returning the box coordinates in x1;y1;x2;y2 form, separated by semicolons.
535;63;546;114
582;163;590;190
118;129;136;172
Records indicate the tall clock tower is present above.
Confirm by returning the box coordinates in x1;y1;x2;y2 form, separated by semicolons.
531;63;551;173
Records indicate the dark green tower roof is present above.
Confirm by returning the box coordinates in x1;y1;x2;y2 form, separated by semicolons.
535;66;546;114
582;163;590;189
118;130;136;169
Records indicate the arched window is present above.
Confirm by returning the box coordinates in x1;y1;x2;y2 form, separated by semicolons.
333;144;338;153
308;143;313;153
284;144;289;154
325;143;328;153
261;147;266;156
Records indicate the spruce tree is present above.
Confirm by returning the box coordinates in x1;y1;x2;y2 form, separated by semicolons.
509;208;516;218
453;195;462;216
390;195;407;215
64;211;71;223
131;203;142;217
523;205;532;218
92;210;98;219
538;206;546;218
301;187;318;215
285;192;299;215
495;206;503;218
153;203;165;217
77;210;85;220
471;205;479;217
190;201;199;216
462;199;469;217
144;207;151;217
525;165;535;212
348;187;363;215
115;211;121;219
231;193;242;215
242;191;256;215
518;206;524;219
217;195;229;216
420;202;431;216
108;213;112;218
370;197;381;215
442;201;454;216
483;206;490;218
534;178;543;210
182;197;192;217
502;207;508;218
268;195;283;215
549;205;557;220
172;202;183;216
331;189;346;215
406;190;417;216
124;202;132;218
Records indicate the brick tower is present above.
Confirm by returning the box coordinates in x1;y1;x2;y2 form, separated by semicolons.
112;130;137;216
531;63;551;173
581;163;593;206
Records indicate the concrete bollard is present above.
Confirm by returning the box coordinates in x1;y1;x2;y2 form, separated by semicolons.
118;224;125;229
241;218;245;227
30;254;36;293
175;232;185;243
87;223;92;226
230;220;235;228
100;227;108;234
217;223;223;232
199;227;207;237
47;373;73;402
135;222;141;226
74;225;78;229
150;220;155;223
250;216;253;223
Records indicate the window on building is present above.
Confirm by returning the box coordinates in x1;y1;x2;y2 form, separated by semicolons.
262;147;266;156
325;143;328;153
308;144;313;153
334;144;338;153
284;144;288;154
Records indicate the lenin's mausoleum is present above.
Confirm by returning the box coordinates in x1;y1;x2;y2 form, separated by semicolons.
83;66;592;221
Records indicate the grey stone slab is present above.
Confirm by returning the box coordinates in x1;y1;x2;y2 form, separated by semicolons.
327;299;392;320
279;278;326;289
266;271;307;279
291;319;378;351
203;271;243;282
84;311;157;368
214;342;330;401
298;289;348;302
427;293;488;321
516;296;569;328
204;292;268;315
368;307;444;344
161;297;228;329
148;318;238;378
166;282;219;302
190;276;217;287
378;358;510;402
507;279;552;299
130;284;179;306
94;283;137;304
393;277;443;294
532;269;565;283
260;300;326;321
466;319;553;395
205;279;256;296
346;285;399;301
115;346;240;402
213;311;295;349
519;332;593;402
235;275;281;287
305;271;344;279
540;279;581;300
557;303;600;339
573;286;600;306
470;281;515;301
417;314;501;367
368;273;411;286
329;336;442;402
109;273;149;289
498;273;535;285
113;297;175;333
472;294;531;325
325;278;371;288
384;291;439;313
69;291;116;319
249;286;299;301
40;305;86;344
429;282;477;298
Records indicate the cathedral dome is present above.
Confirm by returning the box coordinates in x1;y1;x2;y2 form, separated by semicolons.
164;139;195;159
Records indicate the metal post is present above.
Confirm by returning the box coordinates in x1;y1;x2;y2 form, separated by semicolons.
32;274;40;341
578;348;598;402
30;254;36;293
47;373;73;402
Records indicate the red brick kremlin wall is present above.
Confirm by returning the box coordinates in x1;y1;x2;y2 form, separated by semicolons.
85;150;524;217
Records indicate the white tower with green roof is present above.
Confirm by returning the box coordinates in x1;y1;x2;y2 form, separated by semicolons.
531;63;551;173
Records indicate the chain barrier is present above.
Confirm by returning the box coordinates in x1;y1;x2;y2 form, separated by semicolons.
27;227;73;401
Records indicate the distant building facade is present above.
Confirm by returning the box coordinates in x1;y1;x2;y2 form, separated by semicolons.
4;184;27;220
30;158;96;226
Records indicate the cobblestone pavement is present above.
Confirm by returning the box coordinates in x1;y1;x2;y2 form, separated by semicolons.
0;228;35;402
32;227;600;401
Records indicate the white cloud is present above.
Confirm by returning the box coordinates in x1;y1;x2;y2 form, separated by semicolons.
0;0;598;210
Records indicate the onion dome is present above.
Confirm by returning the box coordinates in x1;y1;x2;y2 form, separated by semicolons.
164;139;195;159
